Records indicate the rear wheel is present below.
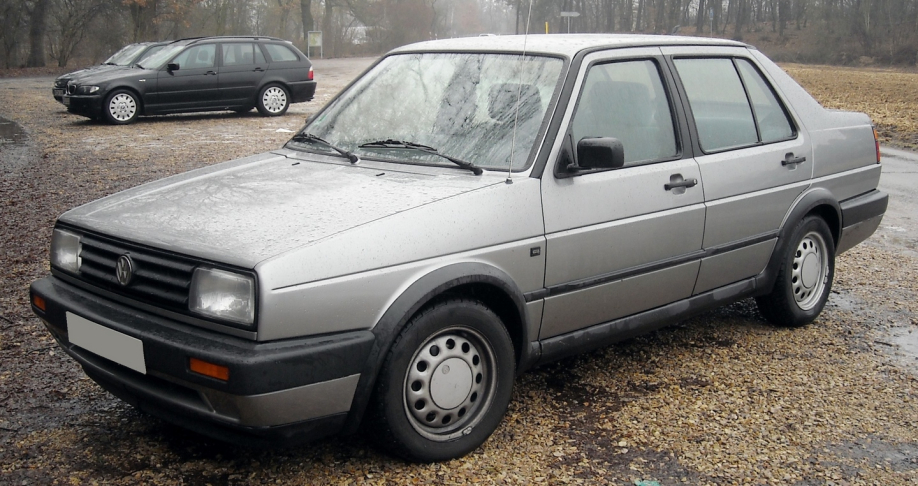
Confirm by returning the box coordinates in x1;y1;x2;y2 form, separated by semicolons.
256;84;289;116
370;299;515;462
756;216;835;327
104;89;139;124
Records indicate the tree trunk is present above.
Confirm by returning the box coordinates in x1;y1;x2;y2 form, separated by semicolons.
323;0;333;57
26;0;51;67
695;0;706;33
300;0;314;39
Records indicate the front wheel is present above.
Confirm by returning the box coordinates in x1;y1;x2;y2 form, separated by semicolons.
104;89;139;124
370;299;515;462
756;216;835;327
256;84;289;116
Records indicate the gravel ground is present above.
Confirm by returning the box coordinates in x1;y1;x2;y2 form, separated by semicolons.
1;58;917;485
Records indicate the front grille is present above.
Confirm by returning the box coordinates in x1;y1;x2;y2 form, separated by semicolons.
78;233;197;312
67;84;76;95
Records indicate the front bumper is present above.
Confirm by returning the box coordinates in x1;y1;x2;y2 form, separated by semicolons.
63;94;104;118
30;276;375;444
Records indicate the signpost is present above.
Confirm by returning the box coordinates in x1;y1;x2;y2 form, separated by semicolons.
560;11;580;34
307;31;323;59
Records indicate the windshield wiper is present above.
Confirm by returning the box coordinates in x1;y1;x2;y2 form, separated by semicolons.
289;133;359;163
359;139;482;175
103;62;117;65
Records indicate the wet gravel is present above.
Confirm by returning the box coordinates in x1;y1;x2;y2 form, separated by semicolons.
1;58;917;485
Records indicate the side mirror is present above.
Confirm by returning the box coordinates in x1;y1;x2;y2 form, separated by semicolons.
167;63;180;72
577;137;624;170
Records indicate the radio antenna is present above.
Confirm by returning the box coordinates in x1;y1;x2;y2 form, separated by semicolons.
506;0;535;185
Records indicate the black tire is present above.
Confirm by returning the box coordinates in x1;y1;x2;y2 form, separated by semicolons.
369;299;516;462
103;89;139;124
256;84;290;116
756;216;835;327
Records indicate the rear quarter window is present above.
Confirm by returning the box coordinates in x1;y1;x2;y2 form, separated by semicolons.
263;44;300;62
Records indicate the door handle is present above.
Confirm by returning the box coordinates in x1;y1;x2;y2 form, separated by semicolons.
253;67;265;72
664;178;698;191
782;152;806;166
205;70;217;75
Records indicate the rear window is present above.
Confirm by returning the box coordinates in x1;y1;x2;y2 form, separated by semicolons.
263;44;299;62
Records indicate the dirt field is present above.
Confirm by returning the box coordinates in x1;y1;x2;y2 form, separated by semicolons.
783;63;918;149
1;57;917;485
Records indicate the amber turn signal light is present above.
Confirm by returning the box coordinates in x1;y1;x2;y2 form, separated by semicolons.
189;357;229;381
32;294;46;312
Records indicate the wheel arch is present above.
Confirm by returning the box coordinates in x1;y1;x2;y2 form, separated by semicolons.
342;262;533;434
756;187;841;295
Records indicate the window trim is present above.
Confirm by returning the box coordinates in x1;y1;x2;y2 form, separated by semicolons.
669;55;799;156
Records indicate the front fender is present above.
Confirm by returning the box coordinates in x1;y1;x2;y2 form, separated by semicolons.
341;262;532;434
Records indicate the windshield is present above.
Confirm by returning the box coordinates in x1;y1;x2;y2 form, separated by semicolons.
295;52;564;172
103;44;146;66
136;43;187;69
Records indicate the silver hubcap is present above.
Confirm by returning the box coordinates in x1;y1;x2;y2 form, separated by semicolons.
403;327;494;441
792;231;829;310
108;93;136;121
261;87;287;113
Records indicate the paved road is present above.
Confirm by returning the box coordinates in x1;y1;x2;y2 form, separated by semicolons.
876;146;918;256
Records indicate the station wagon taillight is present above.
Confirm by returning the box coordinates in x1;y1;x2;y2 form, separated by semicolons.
308;66;314;81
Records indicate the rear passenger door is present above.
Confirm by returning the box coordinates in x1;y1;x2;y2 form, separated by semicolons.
219;42;268;106
539;48;705;340
663;46;812;294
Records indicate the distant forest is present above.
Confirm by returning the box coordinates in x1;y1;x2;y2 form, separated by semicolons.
2;0;917;69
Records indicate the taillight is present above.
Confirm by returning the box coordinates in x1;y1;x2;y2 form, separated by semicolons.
308;66;314;81
874;127;881;163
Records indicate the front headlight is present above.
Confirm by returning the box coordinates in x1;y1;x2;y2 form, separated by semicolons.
189;267;255;326
50;228;82;273
76;85;100;95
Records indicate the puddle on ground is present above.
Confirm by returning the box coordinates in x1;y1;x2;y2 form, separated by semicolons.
0;115;31;172
0;115;27;145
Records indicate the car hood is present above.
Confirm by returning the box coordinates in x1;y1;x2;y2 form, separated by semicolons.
57;64;117;81
59;151;500;268
69;65;154;85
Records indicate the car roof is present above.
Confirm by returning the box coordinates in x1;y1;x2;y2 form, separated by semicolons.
391;34;750;58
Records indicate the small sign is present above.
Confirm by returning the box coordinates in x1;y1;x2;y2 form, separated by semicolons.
308;31;323;47
560;11;580;17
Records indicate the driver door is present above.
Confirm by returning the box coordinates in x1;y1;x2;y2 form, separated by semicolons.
538;48;705;339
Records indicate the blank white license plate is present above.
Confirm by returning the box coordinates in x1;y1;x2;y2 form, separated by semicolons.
67;312;146;374
62;96;70;106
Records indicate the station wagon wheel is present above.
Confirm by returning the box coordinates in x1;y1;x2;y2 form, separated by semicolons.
370;299;515;462
104;89;139;124
756;215;835;327
256;84;289;116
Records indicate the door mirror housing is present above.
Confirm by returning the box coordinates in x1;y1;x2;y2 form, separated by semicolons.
577;137;625;170
167;63;180;72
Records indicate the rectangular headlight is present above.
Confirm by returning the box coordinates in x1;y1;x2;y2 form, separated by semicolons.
189;267;255;325
50;228;82;273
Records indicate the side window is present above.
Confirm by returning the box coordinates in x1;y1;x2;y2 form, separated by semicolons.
673;58;757;152
263;44;299;62
735;59;795;143
172;44;216;70
571;59;678;166
222;43;258;66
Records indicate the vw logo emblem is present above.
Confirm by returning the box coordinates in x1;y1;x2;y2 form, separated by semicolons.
116;254;134;286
